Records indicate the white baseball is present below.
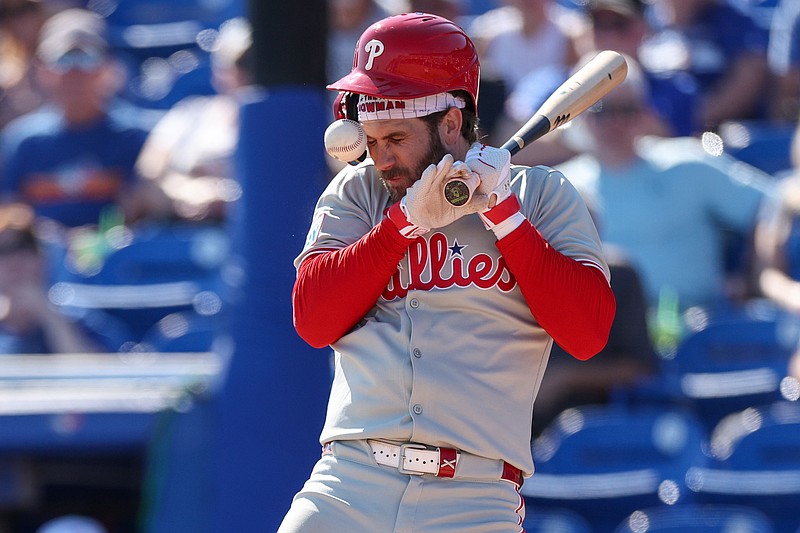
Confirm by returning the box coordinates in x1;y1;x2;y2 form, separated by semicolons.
324;119;367;163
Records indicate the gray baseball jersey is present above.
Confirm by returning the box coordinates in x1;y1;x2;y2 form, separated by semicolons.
295;161;609;476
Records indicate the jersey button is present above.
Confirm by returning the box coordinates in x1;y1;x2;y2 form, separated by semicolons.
409;298;419;309
412;404;423;415
412;348;422;358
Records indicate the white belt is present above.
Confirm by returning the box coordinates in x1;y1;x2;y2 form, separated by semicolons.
368;440;460;477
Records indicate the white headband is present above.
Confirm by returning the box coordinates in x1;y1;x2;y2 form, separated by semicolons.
357;92;466;122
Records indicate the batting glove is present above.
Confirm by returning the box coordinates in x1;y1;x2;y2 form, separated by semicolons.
465;143;512;209
464;143;524;238
400;154;484;231
386;203;429;239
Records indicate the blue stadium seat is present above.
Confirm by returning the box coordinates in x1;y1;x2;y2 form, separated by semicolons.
687;401;800;533
726;0;781;30
49;223;233;345
137;310;229;354
620;308;800;432
117;47;215;112
720;119;795;176
521;405;709;532
102;0;244;49
614;504;775;533
523;507;593;533
98;0;245;109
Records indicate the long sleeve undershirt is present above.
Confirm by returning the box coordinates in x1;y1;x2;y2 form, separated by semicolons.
293;214;615;359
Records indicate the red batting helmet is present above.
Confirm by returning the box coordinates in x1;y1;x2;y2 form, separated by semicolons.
328;12;480;120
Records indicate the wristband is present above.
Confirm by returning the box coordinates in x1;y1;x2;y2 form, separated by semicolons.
479;195;525;239
387;202;430;239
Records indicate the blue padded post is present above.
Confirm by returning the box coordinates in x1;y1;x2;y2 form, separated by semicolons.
210;87;332;531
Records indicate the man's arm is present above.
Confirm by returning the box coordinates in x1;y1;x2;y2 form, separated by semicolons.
466;146;616;359
293;155;493;348
498;219;616;360
292;216;411;348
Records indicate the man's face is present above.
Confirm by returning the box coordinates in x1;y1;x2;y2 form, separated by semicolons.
362;117;447;202
585;87;644;148
37;50;118;117
591;9;644;57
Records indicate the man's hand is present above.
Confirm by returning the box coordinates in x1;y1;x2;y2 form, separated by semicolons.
465;143;512;209
400;154;485;230
464;143;525;238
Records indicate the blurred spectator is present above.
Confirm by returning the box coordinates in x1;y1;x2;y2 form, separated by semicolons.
0;0;52;130
134;17;253;224
556;57;772;327
408;0;465;23
533;243;658;437
469;0;580;94
327;0;393;85
638;0;770;132
767;0;800;123
753;119;800;314
505;0;701;168
467;0;581;143
0;7;156;230
0;203;104;354
577;0;700;137
324;0;396;175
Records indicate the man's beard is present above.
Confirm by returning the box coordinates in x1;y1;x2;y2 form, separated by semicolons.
378;131;448;203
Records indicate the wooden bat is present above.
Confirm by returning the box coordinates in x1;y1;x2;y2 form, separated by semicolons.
443;50;628;206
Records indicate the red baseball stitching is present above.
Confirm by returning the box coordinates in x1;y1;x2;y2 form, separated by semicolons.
331;124;364;154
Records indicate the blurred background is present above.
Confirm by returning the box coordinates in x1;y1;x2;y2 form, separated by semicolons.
0;0;800;532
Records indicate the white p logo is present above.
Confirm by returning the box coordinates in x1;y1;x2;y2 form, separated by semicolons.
364;39;384;71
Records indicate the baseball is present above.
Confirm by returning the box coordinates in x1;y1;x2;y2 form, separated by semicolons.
324;119;367;163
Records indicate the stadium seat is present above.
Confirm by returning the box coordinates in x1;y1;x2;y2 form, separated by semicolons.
521;405;709;532
99;0;245;109
719;119;795;176
50;223;233;345
613;503;775;533
523;507;593;533
619;308;800;432
137;310;230;354
725;0;781;30
117;48;215;112
687;401;800;533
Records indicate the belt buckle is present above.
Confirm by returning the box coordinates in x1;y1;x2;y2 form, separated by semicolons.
398;442;428;475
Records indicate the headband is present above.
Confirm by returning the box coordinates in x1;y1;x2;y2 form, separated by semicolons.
357;92;466;122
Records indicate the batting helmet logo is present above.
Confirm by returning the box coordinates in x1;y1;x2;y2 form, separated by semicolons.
364;39;384;71
327;13;480;114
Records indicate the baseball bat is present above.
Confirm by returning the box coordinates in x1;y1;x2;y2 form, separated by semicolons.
443;50;628;206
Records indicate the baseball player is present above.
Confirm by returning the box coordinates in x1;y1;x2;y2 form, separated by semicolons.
279;13;616;533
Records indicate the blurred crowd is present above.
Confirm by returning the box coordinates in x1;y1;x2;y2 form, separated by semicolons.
1;0;800;530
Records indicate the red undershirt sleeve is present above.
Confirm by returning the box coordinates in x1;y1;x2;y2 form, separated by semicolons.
294;207;616;356
292;217;412;348
496;220;617;360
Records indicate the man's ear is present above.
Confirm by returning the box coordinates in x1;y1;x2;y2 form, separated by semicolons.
439;106;464;146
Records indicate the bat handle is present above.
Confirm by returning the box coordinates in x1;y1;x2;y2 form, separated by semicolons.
444;114;544;206
500;138;524;156
443;171;481;207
